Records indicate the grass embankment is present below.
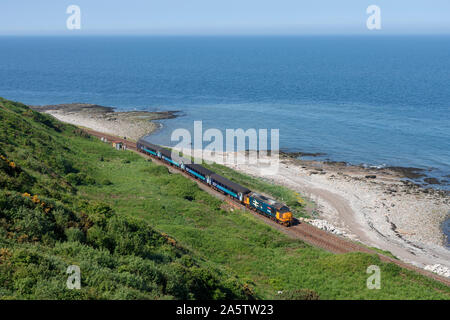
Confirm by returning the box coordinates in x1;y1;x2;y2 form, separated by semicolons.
0;98;248;299
1;97;449;299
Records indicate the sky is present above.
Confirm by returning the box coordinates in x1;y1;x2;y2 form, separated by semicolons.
1;0;450;35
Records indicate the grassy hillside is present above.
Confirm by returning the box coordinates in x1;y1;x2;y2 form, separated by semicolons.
0;97;449;300
0;98;248;299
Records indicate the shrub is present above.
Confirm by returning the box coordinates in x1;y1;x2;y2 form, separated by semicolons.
65;227;85;243
84;203;114;227
48;154;77;175
65;172;95;186
13;206;56;241
73;129;91;139
277;289;320;300
100;178;112;186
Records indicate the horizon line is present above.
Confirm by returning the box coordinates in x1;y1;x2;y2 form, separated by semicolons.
1;32;450;37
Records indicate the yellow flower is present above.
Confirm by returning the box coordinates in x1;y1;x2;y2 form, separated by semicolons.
0;248;12;262
17;234;29;243
32;195;40;204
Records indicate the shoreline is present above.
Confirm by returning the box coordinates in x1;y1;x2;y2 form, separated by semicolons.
279;152;450;241
168;146;450;276
279;151;450;191
34;104;450;277
31;103;179;141
245;152;449;268
278;151;450;252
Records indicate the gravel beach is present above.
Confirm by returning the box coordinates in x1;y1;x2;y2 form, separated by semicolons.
32;103;178;141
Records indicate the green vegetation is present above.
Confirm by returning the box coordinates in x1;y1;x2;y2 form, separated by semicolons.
366;245;398;260
0;98;248;299
1;97;449;300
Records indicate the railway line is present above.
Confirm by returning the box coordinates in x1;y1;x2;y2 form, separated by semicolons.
84;129;450;287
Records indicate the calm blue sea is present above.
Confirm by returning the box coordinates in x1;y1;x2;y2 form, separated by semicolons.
0;36;449;189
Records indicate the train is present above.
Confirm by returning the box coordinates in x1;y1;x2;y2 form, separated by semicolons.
137;139;293;226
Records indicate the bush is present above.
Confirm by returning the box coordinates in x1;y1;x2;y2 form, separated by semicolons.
49;155;77;175
100;178;112;186
277;289;320;300
13;206;56;241
73;129;90;139
65;228;85;243
163;177;199;201
65;172;96;186
83;203;114;227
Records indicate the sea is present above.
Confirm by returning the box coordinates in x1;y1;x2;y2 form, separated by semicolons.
0;35;449;185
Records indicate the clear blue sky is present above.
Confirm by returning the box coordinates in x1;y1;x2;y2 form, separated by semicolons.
1;0;449;35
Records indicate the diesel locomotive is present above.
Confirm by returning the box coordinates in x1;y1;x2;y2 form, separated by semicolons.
137;139;293;226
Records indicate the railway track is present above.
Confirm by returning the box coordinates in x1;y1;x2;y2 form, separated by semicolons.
85;129;450;287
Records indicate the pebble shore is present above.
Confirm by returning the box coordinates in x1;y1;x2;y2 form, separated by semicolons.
32;103;178;141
